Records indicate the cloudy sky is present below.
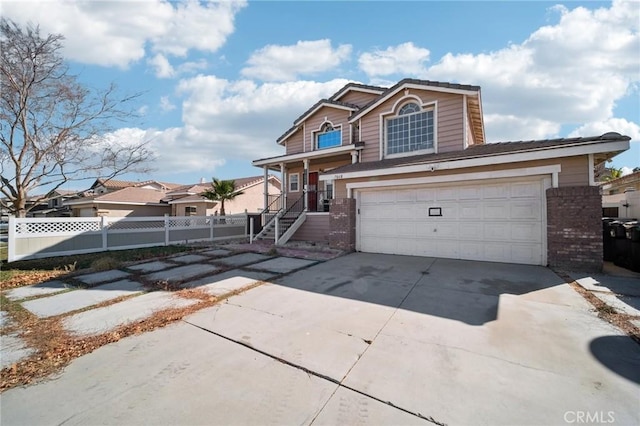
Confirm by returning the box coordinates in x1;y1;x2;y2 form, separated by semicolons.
3;0;639;186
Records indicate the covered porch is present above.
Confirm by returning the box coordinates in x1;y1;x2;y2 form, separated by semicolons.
252;143;363;214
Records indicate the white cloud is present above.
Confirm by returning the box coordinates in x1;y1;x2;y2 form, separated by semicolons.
423;0;639;142
358;42;430;77
483;114;560;142
147;54;208;79
569;118;640;140
621;166;634;176
159;96;176;112
117;78;351;174
101;127;225;175
148;54;175;78
1;0;247;68
241;39;352;81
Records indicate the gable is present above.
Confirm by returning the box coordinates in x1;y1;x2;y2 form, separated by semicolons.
357;88;466;162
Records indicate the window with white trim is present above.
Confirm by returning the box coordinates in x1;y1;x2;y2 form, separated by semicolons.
185;206;197;216
325;182;334;200
386;102;434;156
289;173;300;192
316;122;341;149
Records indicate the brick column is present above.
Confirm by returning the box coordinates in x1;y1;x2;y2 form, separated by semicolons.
546;186;602;272
329;198;356;251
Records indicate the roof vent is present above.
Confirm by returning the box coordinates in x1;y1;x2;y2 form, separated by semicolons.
601;132;622;138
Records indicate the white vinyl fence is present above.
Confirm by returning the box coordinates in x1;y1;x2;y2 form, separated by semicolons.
8;214;248;262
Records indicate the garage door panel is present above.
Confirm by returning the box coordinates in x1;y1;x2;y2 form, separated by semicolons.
511;181;542;198
396;189;416;202
458;187;482;200
483;184;510;199
459;241;484;259
459;203;482;219
511;244;542;264
396;222;415;236
397;205;418;219
511;201;542;220
483;243;511;262
483;203;510;220
416;188;436;201
358;177;546;265
433;223;458;239
510;223;542;242
436;187;458;201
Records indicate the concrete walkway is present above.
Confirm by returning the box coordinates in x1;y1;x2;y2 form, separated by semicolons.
1;246;325;368
1;252;638;425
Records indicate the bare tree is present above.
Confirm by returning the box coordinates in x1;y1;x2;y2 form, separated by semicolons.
0;19;152;217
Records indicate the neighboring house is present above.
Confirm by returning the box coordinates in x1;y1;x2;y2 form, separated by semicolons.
252;78;630;271
601;170;640;218
89;178;179;195
29;190;79;217
167;175;281;216
65;187;172;217
65;175;281;218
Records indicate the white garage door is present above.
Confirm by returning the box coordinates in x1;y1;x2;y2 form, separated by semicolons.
357;176;549;265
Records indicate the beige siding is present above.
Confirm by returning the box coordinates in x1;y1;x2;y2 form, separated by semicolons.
222;182;281;214
339;91;379;107
437;95;464;152
334;156;591;198
285;129;304;155
359;89;466;162
292;214;330;242
174;203;214;217
304;106;351;151
557;156;589;186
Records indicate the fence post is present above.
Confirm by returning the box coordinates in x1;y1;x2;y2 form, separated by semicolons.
249;217;254;244
164;214;170;246
101;216;108;250
274;217;279;245
210;215;214;241
7;215;15;263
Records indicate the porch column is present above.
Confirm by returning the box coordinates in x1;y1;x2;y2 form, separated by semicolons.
351;151;359;164
280;162;286;208
303;159;309;210
263;166;269;210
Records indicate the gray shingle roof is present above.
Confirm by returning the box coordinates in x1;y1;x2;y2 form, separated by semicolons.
329;82;387;101
349;78;481;122
326;133;631;175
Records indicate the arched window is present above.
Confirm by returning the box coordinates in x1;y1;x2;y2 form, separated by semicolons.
386;102;434;155
316;122;341;149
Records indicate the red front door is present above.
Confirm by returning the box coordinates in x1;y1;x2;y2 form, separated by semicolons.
308;172;318;212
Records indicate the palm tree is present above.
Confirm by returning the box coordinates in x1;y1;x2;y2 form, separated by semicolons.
604;167;624;181
201;178;244;216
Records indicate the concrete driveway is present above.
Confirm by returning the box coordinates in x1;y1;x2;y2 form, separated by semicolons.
2;253;639;425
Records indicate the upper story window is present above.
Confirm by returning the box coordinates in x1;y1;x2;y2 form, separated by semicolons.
316;122;341;150
386;102;434;156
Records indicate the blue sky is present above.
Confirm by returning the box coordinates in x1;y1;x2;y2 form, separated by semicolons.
3;0;639;189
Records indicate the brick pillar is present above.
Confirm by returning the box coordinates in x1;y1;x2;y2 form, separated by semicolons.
329;198;356;251
546;186;602;272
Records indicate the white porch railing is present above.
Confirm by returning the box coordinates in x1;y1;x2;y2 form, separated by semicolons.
7;214;248;262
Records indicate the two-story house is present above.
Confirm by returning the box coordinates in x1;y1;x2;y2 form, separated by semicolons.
252;79;630;271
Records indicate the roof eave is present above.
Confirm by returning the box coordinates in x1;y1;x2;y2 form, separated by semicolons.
349;81;480;123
